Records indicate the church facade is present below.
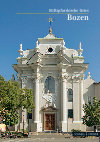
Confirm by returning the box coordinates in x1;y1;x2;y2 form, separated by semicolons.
13;27;99;132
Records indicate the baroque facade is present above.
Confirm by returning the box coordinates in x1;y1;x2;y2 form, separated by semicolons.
13;27;99;132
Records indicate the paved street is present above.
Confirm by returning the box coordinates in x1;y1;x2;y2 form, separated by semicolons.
0;135;99;142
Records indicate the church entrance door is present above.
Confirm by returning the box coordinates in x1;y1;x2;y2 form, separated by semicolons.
44;114;55;130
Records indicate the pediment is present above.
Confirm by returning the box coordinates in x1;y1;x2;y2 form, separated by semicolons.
44;33;57;39
42;106;57;112
26;53;42;64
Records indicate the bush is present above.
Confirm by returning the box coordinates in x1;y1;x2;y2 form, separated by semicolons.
71;129;81;132
17;132;23;138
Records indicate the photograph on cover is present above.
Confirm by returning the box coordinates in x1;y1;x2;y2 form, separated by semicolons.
0;0;100;141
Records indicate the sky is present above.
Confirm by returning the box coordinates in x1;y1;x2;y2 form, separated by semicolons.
0;0;100;82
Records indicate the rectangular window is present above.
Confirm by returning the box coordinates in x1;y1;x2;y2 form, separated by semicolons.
68;109;73;118
68;95;73;102
27;113;32;119
68;89;73;102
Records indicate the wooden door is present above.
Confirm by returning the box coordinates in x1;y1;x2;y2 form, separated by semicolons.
44;114;55;130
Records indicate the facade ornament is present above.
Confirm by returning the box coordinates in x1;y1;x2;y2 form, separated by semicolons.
61;73;69;81
78;42;83;56
27;75;34;80
32;72;41;81
61;40;65;48
18;44;23;57
81;74;85;80
37;57;42;63
71;75;74;80
42;91;56;106
17;73;21;81
35;73;41;80
44;103;48;108
35;41;40;52
61;75;68;80
36;40;38;47
21;76;28;84
60;40;66;51
43;103;56;110
53;104;56;108
71;73;81;81
79;74;85;80
20;43;22;50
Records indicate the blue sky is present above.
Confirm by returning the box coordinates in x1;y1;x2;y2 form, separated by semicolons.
0;0;100;81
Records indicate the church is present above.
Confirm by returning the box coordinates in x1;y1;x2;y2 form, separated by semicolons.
13;22;100;132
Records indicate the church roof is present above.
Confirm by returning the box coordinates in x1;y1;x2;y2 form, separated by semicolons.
44;33;59;39
38;33;63;43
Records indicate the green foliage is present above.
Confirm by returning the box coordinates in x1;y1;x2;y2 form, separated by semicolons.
21;88;34;113
17;132;24;137
82;97;100;127
0;75;5;81
0;75;34;127
71;129;81;132
0;80;23;126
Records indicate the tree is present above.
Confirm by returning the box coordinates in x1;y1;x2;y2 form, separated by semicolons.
22;88;34;133
22;88;34;113
82;97;100;132
0;80;23;129
0;75;34;130
0;75;5;81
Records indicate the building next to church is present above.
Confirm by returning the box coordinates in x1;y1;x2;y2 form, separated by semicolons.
13;24;100;132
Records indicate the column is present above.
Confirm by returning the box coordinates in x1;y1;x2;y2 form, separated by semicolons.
21;77;27;88
80;76;84;119
33;67;42;132
73;79;80;122
61;74;68;132
62;77;67;122
34;75;39;123
20;77;28;131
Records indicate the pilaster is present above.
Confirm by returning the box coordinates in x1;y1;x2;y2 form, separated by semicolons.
80;75;85;120
33;66;42;132
21;76;27;88
60;70;68;132
72;76;80;122
34;69;40;123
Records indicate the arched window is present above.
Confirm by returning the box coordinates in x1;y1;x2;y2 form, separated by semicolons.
68;88;73;102
45;76;55;93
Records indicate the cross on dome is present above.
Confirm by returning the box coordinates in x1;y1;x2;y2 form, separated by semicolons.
49;17;53;34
